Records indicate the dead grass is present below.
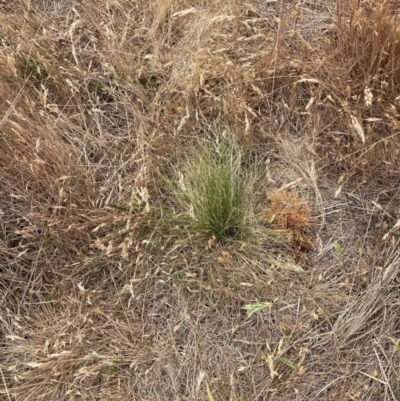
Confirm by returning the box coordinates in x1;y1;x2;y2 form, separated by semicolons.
265;190;310;232
1;0;400;400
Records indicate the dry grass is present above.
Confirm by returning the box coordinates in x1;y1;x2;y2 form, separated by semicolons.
265;190;310;232
1;0;400;400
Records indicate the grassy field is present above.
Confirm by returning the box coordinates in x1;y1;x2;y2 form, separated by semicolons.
1;0;400;400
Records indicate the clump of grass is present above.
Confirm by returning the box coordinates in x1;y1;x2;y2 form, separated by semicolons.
172;138;256;243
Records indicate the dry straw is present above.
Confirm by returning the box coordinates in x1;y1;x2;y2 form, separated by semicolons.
1;0;400;400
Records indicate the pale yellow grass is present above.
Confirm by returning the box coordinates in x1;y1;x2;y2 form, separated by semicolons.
1;0;400;400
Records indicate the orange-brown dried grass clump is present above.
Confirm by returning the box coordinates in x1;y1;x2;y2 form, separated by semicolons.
265;190;310;232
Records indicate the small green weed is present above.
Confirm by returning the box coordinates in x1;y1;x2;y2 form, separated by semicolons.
172;270;186;278
333;241;342;256
137;72;159;89
104;360;123;381
19;56;48;84
88;78;114;101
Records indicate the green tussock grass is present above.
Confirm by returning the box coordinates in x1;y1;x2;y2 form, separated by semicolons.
171;139;257;243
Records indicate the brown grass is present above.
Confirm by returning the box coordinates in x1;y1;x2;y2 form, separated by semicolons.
265;190;310;232
1;0;400;400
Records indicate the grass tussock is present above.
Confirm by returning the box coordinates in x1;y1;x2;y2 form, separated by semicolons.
172;139;257;243
1;0;400;400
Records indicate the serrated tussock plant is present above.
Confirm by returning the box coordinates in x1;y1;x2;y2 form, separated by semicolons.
172;138;256;243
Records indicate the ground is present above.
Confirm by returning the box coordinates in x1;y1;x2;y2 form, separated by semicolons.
1;0;400;400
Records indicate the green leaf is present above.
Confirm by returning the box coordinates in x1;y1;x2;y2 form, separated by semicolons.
172;270;186;278
109;204;129;212
242;302;273;318
333;242;342;256
279;357;297;369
